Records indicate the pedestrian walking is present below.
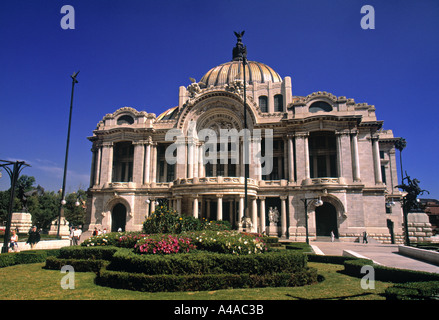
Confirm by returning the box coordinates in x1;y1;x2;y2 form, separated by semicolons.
26;226;40;249
330;230;335;242
363;231;368;244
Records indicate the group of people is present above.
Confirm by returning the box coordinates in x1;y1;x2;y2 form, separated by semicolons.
70;226;82;246
329;230;368;243
92;227;108;236
7;226;41;252
5;224;86;252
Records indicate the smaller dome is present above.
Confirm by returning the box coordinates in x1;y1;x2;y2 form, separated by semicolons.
200;60;282;87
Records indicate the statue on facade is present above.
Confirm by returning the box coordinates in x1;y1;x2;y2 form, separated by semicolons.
268;206;279;226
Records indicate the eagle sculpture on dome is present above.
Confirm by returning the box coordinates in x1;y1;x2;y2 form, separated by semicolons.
233;31;247;61
234;30;245;41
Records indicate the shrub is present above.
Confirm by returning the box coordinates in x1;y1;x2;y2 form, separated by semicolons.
108;249;307;275
0;253;16;268
59;246;118;261
117;232;148;248
343;258;439;283
81;232;122;247
44;256;109;273
203;220;232;231
134;234;196;254
143;205;180;234
96;268;318;292
0;251;48;268
182;230;268;255
384;281;439;300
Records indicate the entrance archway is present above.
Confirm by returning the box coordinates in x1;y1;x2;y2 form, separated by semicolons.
111;203;126;232
315;202;338;237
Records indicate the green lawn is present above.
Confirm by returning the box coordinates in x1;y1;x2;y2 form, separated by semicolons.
0;261;392;300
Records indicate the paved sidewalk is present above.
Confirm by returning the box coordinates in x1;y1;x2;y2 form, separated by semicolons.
311;241;439;274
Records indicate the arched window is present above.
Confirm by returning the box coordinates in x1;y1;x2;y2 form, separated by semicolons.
117;115;134;125
309;101;333;113
274;94;283;112
259;96;268;113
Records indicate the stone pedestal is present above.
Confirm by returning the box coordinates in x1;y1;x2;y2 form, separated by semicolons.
48;217;70;238
10;212;32;233
407;212;433;243
268;224;279;237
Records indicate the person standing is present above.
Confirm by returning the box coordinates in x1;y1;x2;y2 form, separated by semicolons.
330;230;335;242
72;227;82;245
26;226;40;249
9;229;19;252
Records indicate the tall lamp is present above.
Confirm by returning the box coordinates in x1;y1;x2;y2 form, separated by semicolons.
301;197;323;244
57;71;79;238
0;160;30;253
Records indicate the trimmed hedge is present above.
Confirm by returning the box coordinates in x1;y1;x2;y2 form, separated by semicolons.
58;246;118;261
343;258;439;283
0;250;59;268
95;268;318;292
306;254;357;265
384;281;439;300
107;249;308;275
44;256;109;273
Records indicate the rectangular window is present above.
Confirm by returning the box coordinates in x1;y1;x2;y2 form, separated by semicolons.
381;165;387;184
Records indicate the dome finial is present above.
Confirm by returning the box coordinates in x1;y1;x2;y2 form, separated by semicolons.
232;30;247;61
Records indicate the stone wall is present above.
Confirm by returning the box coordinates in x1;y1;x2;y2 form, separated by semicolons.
406;212;433;243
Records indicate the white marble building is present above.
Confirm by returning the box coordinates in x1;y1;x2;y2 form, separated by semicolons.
84;38;404;243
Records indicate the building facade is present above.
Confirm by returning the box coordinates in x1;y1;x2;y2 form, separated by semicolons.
84;38;405;243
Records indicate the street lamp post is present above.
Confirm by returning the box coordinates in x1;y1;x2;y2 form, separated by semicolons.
234;31;249;225
301;197;323;244
0;160;30;253
57;71;79;239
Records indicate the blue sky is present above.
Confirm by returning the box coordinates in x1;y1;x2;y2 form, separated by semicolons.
0;0;438;199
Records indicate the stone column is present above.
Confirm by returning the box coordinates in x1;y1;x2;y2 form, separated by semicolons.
187;138;194;179
133;141;145;185
280;196;287;238
176;196;182;216
252;136;262;180
198;142;204;177
94;146;101;186
287;134;295;182
372;136;382;184
150;143;157;183
351;132;361;182
336;131;353;181
144;140;151;184
101;142;113;184
303;134;310;180
251;198;258;233
259;196;266;234
217;195;223;221
239;195;244;224
89;147;96;187
145;200;150;219
193;196;199;218
150;199;156;215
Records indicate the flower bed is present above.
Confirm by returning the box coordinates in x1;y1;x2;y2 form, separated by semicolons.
134;234;196;254
82;230;269;256
182;230;268;255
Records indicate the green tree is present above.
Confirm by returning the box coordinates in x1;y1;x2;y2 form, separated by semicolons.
64;189;87;227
